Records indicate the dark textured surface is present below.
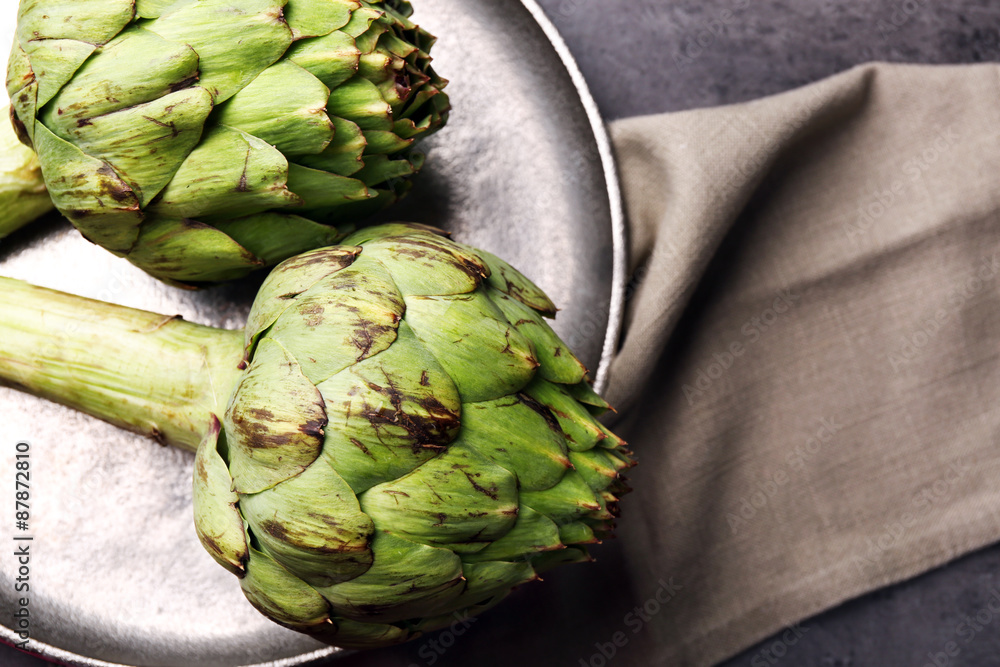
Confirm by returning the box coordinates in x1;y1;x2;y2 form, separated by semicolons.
5;1;1000;666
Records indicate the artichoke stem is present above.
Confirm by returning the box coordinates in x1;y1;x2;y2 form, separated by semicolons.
0;277;244;452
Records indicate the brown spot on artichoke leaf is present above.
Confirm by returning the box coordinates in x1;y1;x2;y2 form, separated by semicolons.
349;438;374;459
419;371;429;386
359;369;459;448
195;455;211;484
95;164;135;202
461;471;499;500
169;74;199;93
423;482;444;503
517;392;562;434
247;407;275;421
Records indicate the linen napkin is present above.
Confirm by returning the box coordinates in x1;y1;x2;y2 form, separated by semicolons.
607;61;1000;665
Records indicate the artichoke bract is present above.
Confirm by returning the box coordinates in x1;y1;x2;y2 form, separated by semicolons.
0;224;633;649
0;108;52;238
5;0;449;285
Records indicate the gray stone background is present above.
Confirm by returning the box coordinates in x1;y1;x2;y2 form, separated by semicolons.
6;1;1000;666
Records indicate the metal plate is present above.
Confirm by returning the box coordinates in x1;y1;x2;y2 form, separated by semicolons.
0;0;625;665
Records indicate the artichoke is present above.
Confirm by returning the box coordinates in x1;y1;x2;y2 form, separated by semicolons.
5;0;449;285
0;224;633;648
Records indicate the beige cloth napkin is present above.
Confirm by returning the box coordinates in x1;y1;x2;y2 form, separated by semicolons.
607;62;1000;665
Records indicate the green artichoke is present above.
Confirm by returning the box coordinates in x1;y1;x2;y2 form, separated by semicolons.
0;224;633;649
5;0;449;285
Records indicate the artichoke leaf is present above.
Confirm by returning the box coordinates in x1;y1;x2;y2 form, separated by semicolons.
17;38;96;111
284;0;358;39
216;61;335;157
358;443;518;554
63;87;214;207
318;531;463;623
402;291;538;403
266;254;404;384
239;453;374;587
524;377;609;452
148;0;293;103
31;122;142;253
149;125;300;222
16;0;133;46
240;542;332;631
318;322;461;493
461;506;562;563
457;395;570;492
358;232;489;297
244;245;362;353
463;245;558;317
192;421;248;577
226;338;327;494
287;28;361;91
40;27;200;140
521;469;602;525
491;293;588;385
124;217;265;284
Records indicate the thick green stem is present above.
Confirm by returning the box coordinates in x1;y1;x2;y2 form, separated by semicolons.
0;114;53;239
0;277;245;452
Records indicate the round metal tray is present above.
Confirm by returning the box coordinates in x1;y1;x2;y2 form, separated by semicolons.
0;1;625;665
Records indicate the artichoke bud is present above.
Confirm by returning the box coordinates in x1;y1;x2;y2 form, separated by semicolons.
8;0;449;285
193;224;634;648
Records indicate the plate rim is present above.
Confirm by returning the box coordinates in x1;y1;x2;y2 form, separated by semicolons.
0;0;626;664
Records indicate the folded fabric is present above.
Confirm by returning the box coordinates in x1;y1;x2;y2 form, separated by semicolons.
608;61;1000;665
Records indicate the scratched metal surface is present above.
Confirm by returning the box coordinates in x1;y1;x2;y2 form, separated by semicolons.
0;0;625;665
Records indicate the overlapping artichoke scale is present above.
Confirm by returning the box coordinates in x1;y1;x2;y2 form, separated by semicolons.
317;322;461;494
525;377;624;452
265;255;405;384
145;0;293;104
126;217;264;285
244;245;364;355
318;530;464;623
283;0;357;39
463;245;559;317
456;395;571;492
239;447;375;587
492;293;588;384
358;443;519;555
28;123;142;253
402;559;538;633
39;26;200;139
209;212;344;270
354;230;490;296
402;291;539;404
225;338;327;495
216;60;335;157
192;421;248;578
